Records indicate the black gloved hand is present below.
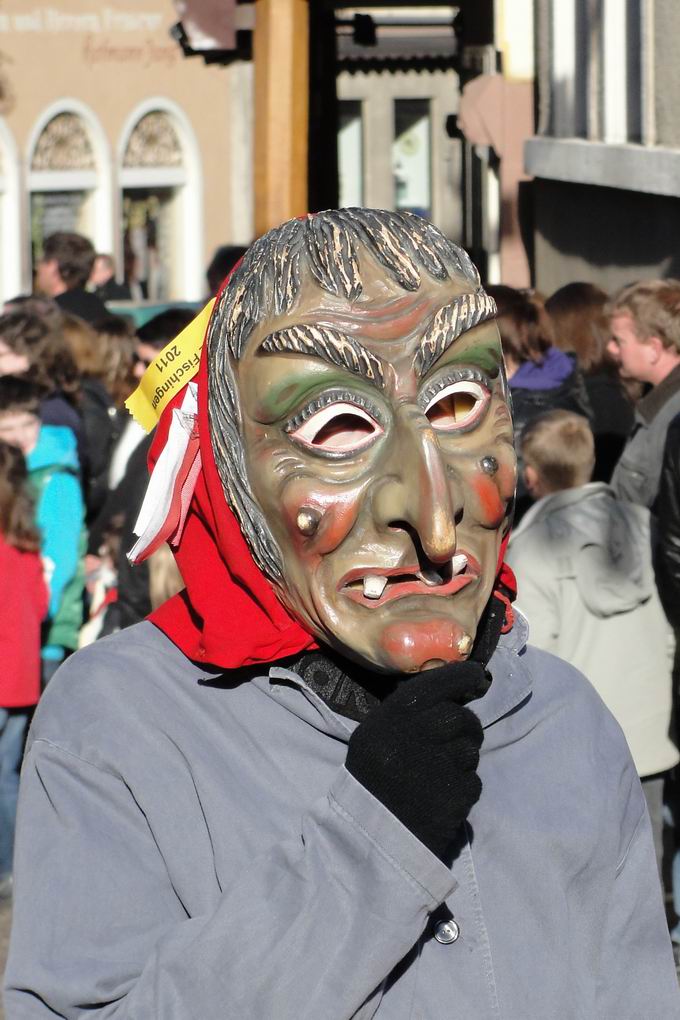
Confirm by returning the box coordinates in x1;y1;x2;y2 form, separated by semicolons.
345;661;487;860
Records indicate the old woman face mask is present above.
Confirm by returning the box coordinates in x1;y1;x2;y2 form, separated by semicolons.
207;209;516;673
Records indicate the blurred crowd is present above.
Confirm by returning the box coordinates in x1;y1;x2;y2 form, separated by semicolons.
0;232;247;895
1;229;680;947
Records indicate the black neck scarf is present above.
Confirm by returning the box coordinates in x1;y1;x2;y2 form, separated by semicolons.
282;594;505;722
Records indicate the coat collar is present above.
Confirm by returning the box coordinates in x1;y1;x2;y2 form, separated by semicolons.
256;611;533;739
477;609;533;729
509;483;610;540
637;362;680;424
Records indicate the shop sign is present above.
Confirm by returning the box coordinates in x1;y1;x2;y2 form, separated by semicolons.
0;7;165;34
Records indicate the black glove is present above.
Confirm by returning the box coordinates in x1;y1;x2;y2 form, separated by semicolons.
345;661;487;860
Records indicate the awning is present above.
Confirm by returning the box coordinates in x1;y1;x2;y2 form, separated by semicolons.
173;0;237;53
339;29;456;64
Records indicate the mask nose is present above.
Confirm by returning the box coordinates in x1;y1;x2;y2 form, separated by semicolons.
372;404;459;563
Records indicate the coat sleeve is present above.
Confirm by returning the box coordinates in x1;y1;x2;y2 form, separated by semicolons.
595;803;680;1017
610;422;660;509
4;739;455;1020
37;471;84;620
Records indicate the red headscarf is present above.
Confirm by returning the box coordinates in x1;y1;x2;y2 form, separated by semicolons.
148;335;319;667
145;283;516;668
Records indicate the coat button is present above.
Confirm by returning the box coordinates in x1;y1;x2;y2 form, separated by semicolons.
433;918;460;944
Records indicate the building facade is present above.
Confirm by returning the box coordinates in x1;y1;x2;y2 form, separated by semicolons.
332;2;532;285
335;6;463;240
455;0;534;286
0;0;253;303
0;0;554;304
526;0;680;293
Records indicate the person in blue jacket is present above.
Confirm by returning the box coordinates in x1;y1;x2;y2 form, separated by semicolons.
0;377;85;684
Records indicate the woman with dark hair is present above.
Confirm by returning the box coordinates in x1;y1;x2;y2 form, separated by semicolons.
487;285;592;515
545;281;634;481
0;310;86;471
91;315;136;411
61;314;135;521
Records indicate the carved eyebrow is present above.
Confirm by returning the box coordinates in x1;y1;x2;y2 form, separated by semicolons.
414;290;497;377
259;323;386;389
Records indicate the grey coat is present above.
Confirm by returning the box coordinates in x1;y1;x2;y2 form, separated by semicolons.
507;483;678;778
611;363;680;508
5;619;679;1019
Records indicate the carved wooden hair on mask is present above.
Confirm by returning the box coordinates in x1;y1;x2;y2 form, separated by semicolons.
206;207;494;585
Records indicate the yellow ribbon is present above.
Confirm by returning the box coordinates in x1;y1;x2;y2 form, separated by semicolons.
125;299;215;432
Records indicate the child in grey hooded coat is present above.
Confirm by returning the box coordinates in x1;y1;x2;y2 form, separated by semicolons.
507;410;678;868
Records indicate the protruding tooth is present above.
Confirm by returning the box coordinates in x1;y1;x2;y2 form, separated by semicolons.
457;633;473;656
417;568;443;587
451;554;468;575
363;575;388;599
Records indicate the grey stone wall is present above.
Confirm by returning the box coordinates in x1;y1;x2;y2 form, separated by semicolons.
533;178;680;295
655;0;680;148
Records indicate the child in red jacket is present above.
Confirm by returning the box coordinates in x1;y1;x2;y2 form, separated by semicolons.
0;441;48;894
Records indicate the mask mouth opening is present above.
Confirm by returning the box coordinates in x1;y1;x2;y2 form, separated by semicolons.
338;553;479;606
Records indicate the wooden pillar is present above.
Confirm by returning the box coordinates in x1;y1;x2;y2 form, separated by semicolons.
254;0;309;235
307;0;338;213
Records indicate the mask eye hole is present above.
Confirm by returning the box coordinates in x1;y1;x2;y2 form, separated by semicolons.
289;402;383;454
424;381;489;431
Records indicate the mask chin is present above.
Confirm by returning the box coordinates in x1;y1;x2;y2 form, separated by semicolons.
330;624;477;676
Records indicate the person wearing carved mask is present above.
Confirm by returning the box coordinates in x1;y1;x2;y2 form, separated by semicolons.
5;210;678;1018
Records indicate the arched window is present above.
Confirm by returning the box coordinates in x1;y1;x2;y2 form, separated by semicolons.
123;111;183;171
32;112;95;172
28;104;111;278
119;103;202;301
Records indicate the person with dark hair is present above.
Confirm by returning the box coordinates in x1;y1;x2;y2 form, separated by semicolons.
607;279;680;509
36;232;108;324
86;309;196;627
0;441;48;898
544;282;608;364
2;294;62;325
545;282;634;482
2;295;33;312
88;254;132;302
0;377;85;686
105;308;196;490
134;307;197;376
0;310;86;470
60;313;130;521
91;315;137;410
206;244;248;296
6;211;678;1017
90;429;155;633
487;285;592;517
